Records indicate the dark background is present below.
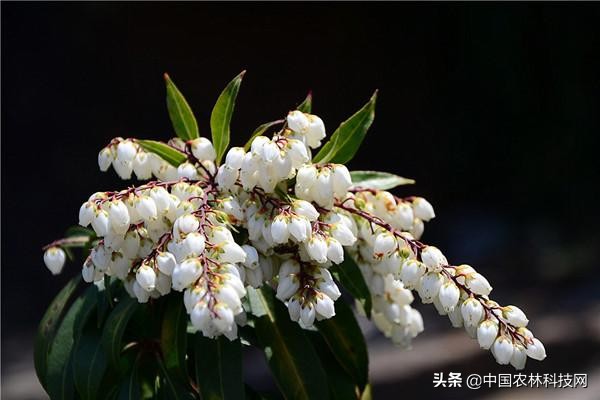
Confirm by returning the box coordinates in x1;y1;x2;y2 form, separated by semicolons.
2;3;600;399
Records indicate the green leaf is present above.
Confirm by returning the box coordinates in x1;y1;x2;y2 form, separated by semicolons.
330;253;372;318
313;91;377;164
309;333;358;400
138;140;188;167
350;170;415;190
243;119;285;151
316;300;369;390
160;294;188;382
73;331;107;400
194;335;244;400
34;276;81;391
46;296;86;400
165;74;199;141
296;92;312;113
117;362;141;400
253;286;329;400
65;226;96;239
211;71;246;164
156;354;195;400
101;297;139;369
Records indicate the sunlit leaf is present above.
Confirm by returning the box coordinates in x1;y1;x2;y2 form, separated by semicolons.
313;91;377;164
138;140;188;167
165;74;199;141
350;170;415;190
211;71;245;164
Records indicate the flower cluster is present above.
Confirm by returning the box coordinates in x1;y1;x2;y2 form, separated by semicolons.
43;107;545;369
338;189;546;368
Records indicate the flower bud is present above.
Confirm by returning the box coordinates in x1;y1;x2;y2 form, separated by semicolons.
315;293;336;319
91;209;110;237
503;305;529;327
98;147;114;172
156;251;177;275
219;242;247;264
241;245;259;270
287;111;310;133
300;303;316;327
116;140;137;163
331;165;352;196
326;238;344;264
438;281;460;312
271;215;290;244
181;232;206;257
306;235;328;264
373;232;396;257
510;344;527;370
276;274;299;301
492;336;514;365
288;215;311;243
225;147;245;169
136;263;157;292
420;246;447;271
136;195;157;221
306;115;326;148
399;260;426;289
411;197;435;221
190;137;216;161
418;272;443;303
79;202;95;227
461;298;484;327
44;247;66;275
213;303;235;333
177;162;200;180
466;272;492;296
216;165;238;189
477;319;499;349
132;151;152;180
525;337;546;361
172;258;202;291
292;200;319;221
106;200;130;233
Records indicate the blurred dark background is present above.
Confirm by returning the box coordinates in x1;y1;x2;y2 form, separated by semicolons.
2;2;599;399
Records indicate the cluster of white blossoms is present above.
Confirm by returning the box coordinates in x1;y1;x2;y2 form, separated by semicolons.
338;189;546;368
43;107;545;368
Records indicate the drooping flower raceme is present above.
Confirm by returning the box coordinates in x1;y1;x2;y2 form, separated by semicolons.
43;102;545;370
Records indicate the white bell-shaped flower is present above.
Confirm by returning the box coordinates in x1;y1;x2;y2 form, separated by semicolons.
44;247;66;275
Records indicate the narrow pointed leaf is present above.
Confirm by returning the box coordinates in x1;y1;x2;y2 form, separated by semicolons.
296;92;312;113
160;294;188;382
313;91;377;164
244;119;284;151
330;253;372;318
46;296;86;399
101;297;138;369
165;74;199;141
211;71;245;164
253;286;328;400
34;276;81;391
73;331;107;400
309;333;359;400
137;140;188;167
117;362;141;400
194;335;244;400
350;170;415;190
316;300;369;389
